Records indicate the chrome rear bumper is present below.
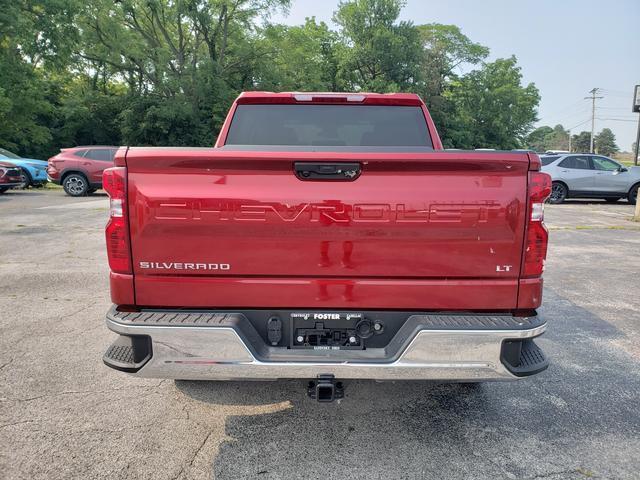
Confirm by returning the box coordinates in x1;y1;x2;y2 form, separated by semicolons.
105;308;547;381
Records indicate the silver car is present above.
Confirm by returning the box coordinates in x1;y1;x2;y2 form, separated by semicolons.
541;154;640;204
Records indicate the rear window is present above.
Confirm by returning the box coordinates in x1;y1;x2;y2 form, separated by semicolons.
541;155;559;166
559;156;591;170
224;104;432;148
84;149;114;162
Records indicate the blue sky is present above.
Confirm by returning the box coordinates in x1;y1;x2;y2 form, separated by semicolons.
271;0;640;150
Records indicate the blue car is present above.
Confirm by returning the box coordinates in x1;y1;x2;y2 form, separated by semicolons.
0;147;48;188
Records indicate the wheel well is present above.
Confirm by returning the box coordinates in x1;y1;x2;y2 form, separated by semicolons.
629;182;640;195
61;170;88;183
552;180;569;192
19;167;33;181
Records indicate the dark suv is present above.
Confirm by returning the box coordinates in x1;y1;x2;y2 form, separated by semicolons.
48;146;118;196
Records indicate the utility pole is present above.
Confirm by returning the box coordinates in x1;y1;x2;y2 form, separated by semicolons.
634;85;640;166
568;129;572;152
635;117;640;221
585;88;603;153
632;85;640;221
635;115;640;167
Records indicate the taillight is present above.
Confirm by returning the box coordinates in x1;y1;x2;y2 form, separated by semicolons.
103;167;131;274
522;172;552;277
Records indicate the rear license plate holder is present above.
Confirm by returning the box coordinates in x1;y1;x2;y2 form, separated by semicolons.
290;312;365;350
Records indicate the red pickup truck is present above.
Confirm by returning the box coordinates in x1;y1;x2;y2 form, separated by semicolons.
103;92;551;402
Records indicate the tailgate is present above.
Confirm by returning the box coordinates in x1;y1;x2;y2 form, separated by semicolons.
126;149;530;309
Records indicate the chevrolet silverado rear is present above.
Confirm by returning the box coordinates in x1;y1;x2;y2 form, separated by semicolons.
103;92;551;401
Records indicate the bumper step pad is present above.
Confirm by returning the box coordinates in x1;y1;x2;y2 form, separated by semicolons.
502;339;549;377
103;335;152;373
105;344;135;364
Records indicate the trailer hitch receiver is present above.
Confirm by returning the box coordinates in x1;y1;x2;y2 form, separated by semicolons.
307;374;344;402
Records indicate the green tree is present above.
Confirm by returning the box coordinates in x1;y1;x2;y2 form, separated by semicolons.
594;128;619;156
51;79;125;149
572;131;591;153
333;0;423;92
76;0;290;145
0;53;54;156
415;24;488;147
416;23;488;98
0;0;81;157
546;124;570;151
525;126;554;152
0;0;542;156
255;18;340;91
446;57;540;149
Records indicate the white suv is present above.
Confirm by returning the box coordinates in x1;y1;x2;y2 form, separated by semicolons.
541;154;639;204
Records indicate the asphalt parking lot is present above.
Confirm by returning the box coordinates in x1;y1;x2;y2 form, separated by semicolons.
1;189;639;480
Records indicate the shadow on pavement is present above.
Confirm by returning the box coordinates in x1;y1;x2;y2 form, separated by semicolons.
173;290;640;479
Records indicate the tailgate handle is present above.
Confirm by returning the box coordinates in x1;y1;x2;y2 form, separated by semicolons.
294;162;361;181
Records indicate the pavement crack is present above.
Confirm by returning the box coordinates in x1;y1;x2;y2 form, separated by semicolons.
188;430;214;469
181;403;191;420
170;467;185;480
0;419;35;430
6;380;168;403
0;358;13;371
524;468;597;479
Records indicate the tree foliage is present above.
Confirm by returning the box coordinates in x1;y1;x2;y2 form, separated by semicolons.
256;19;340;91
526;125;621;155
572;131;591;153
0;0;542;157
525;124;570;152
594;128;619;156
333;0;422;92
445;57;540;149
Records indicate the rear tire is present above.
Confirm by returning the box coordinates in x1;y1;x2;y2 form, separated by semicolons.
548;182;567;204
0;186;8;194
629;184;639;205
604;198;620;203
63;173;89;197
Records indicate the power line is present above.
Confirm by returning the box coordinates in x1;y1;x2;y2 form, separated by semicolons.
552;107;590;124
600;88;631;96
567;118;591;130
598;92;629;99
596;118;637;123
596;114;637;119
538;98;586;119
